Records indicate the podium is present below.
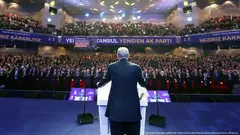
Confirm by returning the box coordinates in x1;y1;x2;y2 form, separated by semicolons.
97;81;148;135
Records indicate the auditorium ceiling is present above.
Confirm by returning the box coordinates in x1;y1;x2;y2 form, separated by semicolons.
2;0;240;16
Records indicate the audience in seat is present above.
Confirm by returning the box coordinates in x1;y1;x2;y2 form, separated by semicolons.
180;15;240;35
0;14;56;35
0;53;239;94
0;14;239;36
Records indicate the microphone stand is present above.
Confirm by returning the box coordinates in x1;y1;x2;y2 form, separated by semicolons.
156;89;159;116
77;79;94;125
83;86;87;115
94;81;99;121
148;78;166;128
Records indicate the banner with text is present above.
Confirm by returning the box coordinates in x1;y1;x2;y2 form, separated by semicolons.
68;88;171;103
95;36;177;45
61;36;177;45
74;37;89;48
69;88;95;101
61;36;96;48
2;29;240;45
0;29;57;44
182;30;240;44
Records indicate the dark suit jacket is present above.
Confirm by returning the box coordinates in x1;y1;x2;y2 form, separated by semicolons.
97;58;146;122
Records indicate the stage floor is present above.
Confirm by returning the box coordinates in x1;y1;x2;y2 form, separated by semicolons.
0;98;239;135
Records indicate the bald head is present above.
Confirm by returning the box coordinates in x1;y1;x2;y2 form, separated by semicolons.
117;47;129;59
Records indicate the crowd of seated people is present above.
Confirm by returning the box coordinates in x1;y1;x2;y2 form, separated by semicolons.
1;14;239;36
180;15;240;35
0;53;239;94
0;14;55;34
58;21;178;36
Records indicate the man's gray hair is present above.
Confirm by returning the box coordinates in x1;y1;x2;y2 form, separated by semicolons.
117;47;129;59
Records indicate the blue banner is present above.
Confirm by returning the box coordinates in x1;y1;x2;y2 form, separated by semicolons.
0;29;57;44
61;36;75;44
1;29;240;46
61;36;177;45
182;30;240;44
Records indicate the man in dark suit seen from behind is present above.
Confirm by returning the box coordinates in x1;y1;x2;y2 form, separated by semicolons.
97;47;146;135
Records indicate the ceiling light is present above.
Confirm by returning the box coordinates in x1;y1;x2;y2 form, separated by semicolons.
183;1;188;6
137;16;141;19
110;5;114;9
102;18;106;21
122;13;125;17
93;8;99;11
78;3;83;6
100;1;105;6
50;1;55;6
149;4;154;7
47;18;52;22
115;1;119;4
85;13;89;17
110;9;114;12
133;17;136;20
114;17;118;20
131;3;135;6
119;17;122;20
118;10;123;13
137;10;141;13
187;17;192;22
125;2;129;5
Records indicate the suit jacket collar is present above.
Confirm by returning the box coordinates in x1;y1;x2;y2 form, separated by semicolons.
119;58;128;63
